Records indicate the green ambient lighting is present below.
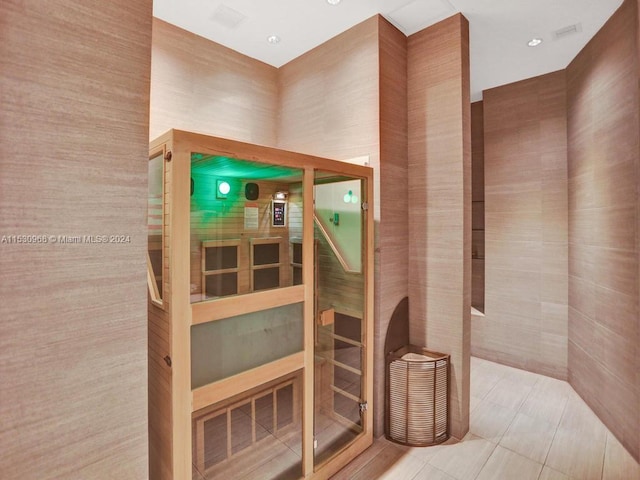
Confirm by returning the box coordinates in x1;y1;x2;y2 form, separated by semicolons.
216;179;231;199
343;190;358;204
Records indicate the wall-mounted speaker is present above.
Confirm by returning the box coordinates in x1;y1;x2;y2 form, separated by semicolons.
245;183;259;200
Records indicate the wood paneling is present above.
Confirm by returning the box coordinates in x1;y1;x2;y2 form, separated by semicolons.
0;0;152;477
566;0;640;462
190;177;293;297
376;16;409;437
150;19;278;145
473;70;569;381
407;14;471;439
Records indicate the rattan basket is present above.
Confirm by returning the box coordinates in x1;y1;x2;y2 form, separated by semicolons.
385;345;449;446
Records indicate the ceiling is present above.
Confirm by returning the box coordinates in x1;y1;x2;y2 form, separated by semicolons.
153;0;623;101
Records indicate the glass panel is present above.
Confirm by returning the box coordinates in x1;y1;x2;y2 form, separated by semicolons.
147;152;164;302
190;154;303;303
314;172;366;466
191;302;303;388
314;179;362;272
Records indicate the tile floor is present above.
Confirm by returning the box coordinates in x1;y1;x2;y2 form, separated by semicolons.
331;357;640;480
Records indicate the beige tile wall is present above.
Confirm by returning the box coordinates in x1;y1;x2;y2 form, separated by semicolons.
376;16;409;437
278;16;411;437
566;0;640;462
150;19;279;145
472;71;569;380
0;0;153;477
407;14;472;439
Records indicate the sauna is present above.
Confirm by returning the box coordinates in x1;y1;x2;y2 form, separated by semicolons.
147;130;374;480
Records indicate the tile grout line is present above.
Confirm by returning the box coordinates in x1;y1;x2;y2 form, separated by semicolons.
539;391;570;477
600;432;608;480
471;440;499;480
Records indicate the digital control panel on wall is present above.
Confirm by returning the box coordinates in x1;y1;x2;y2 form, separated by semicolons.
272;201;286;227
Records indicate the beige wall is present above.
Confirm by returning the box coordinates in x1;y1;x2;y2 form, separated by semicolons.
567;0;640;461
407;14;472;439
473;71;569;380
377;17;409;437
150;19;278;145
0;0;152;478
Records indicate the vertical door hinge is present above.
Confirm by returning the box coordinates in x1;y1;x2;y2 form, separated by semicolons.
359;402;368;414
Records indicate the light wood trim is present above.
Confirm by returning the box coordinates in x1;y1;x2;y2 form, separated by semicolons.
191;285;304;325
302;168;315;477
191;352;304;412
330;384;361;404
311;431;373;480
172;129;373;179
249;236;286;292
331;411;364;434
318;308;335;326
148;143;166;309
321;331;362;348
201;239;241;298
202;239;243;248
315;354;362;376
364;171;375;441
169;135;193;480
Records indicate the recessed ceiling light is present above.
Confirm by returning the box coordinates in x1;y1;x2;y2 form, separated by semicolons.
327;0;342;5
267;35;280;44
528;38;543;47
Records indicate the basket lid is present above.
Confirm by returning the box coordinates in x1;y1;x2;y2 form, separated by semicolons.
401;352;438;362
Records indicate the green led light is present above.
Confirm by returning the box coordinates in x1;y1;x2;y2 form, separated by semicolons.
216;179;230;199
218;181;230;195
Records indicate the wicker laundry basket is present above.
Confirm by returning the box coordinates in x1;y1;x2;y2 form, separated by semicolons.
386;345;449;446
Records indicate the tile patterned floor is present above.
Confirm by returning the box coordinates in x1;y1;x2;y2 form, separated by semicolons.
331;357;640;480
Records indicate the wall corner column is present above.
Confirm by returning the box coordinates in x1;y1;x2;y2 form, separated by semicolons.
407;13;471;439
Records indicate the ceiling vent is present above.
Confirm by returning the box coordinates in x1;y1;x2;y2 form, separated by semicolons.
552;23;583;41
211;4;247;29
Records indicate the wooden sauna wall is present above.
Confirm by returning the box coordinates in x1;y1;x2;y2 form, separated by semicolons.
189;175;293;297
149;301;172;479
148;141;173;480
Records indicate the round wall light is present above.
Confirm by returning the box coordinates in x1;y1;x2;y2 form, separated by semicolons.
217;179;231;199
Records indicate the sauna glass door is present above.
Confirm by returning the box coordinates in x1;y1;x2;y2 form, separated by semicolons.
313;173;367;467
